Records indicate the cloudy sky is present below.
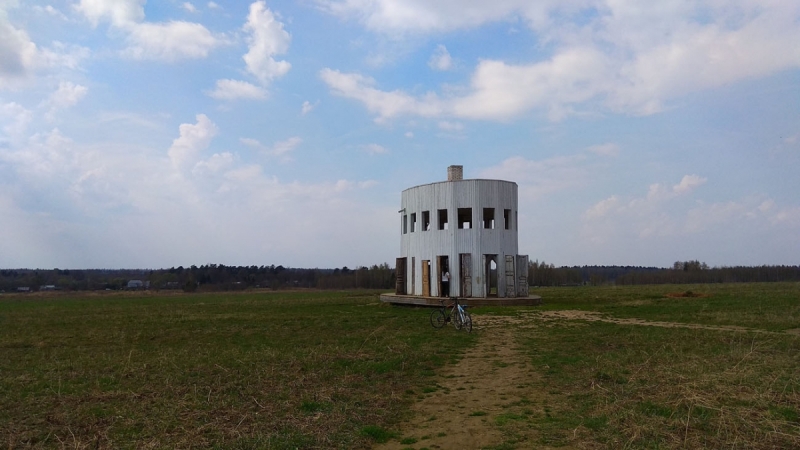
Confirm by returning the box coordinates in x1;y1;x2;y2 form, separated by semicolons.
1;0;799;270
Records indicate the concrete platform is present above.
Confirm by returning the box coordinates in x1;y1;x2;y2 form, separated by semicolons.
380;293;542;307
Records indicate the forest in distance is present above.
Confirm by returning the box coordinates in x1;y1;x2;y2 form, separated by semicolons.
1;260;799;293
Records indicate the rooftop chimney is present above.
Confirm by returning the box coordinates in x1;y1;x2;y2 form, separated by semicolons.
447;165;463;181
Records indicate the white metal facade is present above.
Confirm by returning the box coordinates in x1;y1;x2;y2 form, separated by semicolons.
399;177;523;298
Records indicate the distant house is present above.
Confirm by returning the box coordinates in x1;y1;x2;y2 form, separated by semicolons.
127;280;148;290
17;287;30;292
39;285;57;291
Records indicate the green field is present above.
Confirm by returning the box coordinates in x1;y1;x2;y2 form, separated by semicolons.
1;283;799;448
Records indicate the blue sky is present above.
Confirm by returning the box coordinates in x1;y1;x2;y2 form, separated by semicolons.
1;0;799;269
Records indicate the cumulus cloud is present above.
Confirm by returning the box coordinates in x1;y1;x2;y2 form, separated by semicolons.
320;1;800;120
428;44;452;71
122;21;221;61
168;114;218;168
206;79;267;100
182;2;198;13
75;0;145;28
320;68;444;122
76;0;221;61
243;1;291;84
0;13;89;88
672;174;707;195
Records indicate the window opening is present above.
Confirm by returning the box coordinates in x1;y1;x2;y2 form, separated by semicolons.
403;214;407;234
483;208;495;229
504;209;511;230
457;208;472;229
438;209;448;230
410;213;417;232
422;211;430;231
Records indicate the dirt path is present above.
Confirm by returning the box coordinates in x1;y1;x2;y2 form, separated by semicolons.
375;310;791;449
375;318;545;450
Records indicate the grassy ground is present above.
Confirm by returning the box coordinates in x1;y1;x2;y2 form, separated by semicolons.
0;290;476;448
2;283;798;449
473;282;800;449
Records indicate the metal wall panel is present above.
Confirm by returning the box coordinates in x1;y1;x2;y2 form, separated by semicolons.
399;178;522;298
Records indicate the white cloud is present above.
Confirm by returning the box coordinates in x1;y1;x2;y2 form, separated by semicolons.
0;101;32;143
240;136;302;160
320;68;444;122
363;143;389;155
123;21;221;61
168;114;218;168
43;81;88;118
75;0;221;62
206;79;267;100
182;2;198;13
75;0;145;28
208;2;220;9
192;152;235;176
320;1;800;120
428;44;452;71
404;131;413;138
672;174;707;195
0;16;89;88
301;100;316;114
584;196;619;220
243;1;291;84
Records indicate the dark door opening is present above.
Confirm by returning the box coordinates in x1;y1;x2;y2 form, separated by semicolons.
485;255;498;297
395;257;407;295
437;255;450;297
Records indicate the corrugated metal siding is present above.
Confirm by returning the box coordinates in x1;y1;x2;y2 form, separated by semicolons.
399;179;521;298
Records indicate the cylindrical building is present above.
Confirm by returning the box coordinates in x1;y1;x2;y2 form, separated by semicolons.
395;166;529;298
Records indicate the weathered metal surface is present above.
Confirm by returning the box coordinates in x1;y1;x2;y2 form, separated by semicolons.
400;178;521;298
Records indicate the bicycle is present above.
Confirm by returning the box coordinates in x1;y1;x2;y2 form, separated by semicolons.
430;298;472;333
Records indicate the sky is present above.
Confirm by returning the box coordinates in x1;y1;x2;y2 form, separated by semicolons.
1;0;799;270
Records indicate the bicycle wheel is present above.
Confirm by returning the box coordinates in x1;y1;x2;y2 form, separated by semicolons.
430;309;446;328
453;308;462;330
462;311;472;333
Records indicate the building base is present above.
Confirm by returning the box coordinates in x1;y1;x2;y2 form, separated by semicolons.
379;293;542;307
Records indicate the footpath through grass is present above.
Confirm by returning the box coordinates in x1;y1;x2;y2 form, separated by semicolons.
0;290;476;448
474;282;800;449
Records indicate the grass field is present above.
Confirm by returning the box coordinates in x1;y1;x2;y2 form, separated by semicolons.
1;283;799;449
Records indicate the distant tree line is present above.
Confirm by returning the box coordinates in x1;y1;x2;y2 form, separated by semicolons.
0;264;395;293
2;260;798;293
528;260;800;286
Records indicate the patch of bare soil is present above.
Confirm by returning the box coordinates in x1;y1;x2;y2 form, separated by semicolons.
375;318;549;450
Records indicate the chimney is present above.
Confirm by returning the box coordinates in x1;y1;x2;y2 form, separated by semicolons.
447;165;463;181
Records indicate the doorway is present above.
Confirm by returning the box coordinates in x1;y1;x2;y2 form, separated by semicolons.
460;253;472;297
395;257;407;295
485;255;498;297
422;260;431;297
437;255;450;297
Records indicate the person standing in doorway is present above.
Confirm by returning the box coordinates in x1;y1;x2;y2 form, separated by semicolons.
442;270;450;297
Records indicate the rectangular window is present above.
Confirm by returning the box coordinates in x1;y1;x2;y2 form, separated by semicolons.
422;211;430;231
515;210;518;230
483;208;495;229
403;214;408;234
410;213;416;232
457;208;472;229
504;209;511;230
438;209;448;230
